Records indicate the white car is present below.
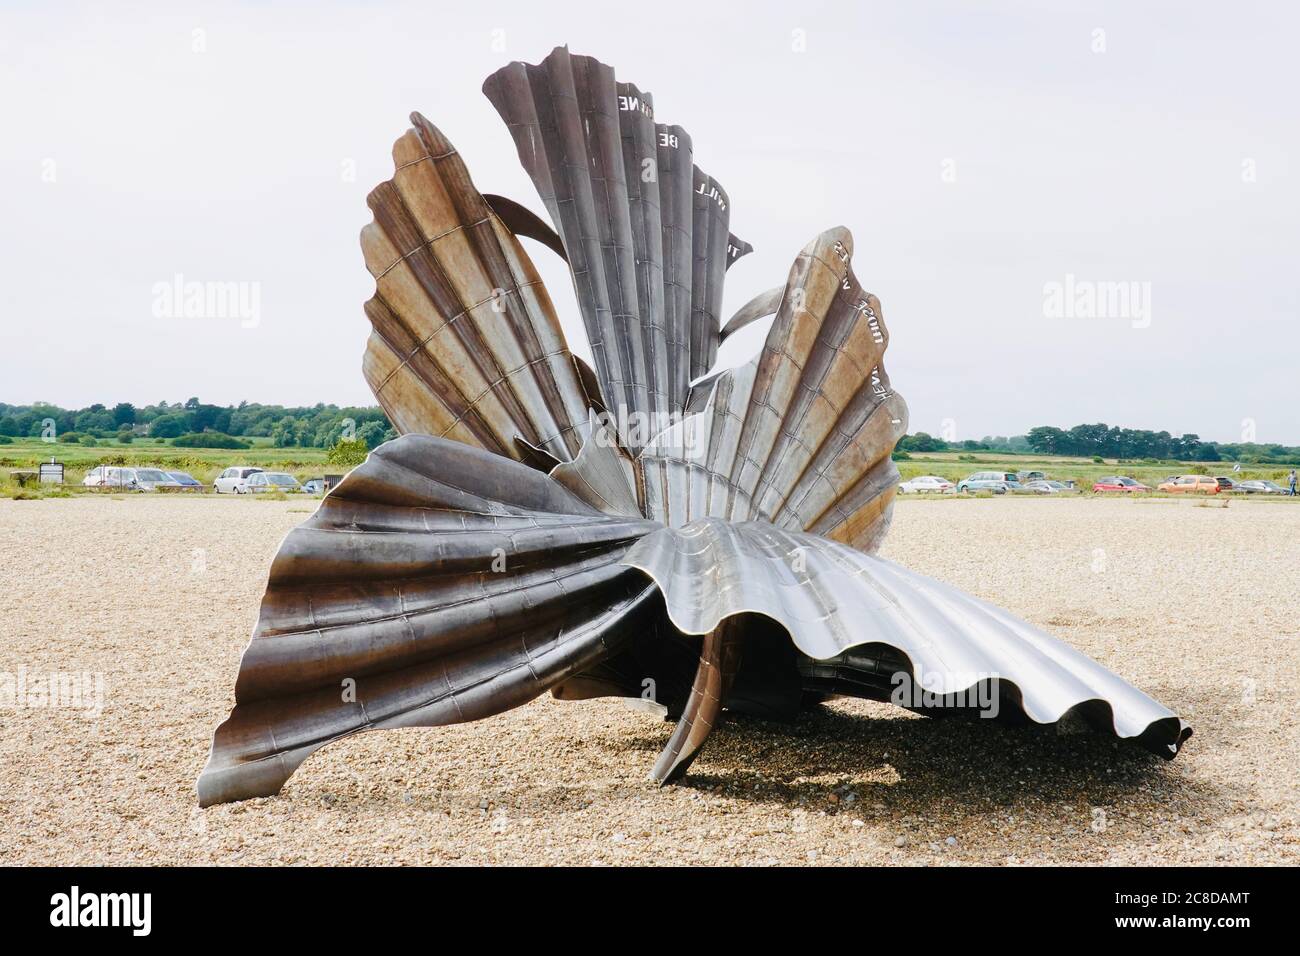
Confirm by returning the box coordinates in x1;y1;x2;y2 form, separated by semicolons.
214;467;264;494
83;466;140;490
897;475;954;494
245;471;301;493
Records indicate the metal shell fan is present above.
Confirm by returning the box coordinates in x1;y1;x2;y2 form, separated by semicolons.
198;46;1189;807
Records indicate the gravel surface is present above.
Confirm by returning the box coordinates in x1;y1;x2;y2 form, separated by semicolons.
1;494;1296;865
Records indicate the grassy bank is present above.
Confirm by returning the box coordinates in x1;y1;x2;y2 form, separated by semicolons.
0;437;332;490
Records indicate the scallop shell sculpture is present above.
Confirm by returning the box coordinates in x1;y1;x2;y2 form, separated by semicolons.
197;47;1189;806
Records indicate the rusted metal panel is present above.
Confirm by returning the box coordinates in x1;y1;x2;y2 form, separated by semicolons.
361;113;590;463
198;436;660;807
550;412;643;518
648;617;743;783
636;228;907;552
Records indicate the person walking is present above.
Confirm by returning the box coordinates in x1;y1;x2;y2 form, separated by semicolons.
1290;469;1298;496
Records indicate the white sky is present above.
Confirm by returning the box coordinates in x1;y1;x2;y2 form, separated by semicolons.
2;1;1295;443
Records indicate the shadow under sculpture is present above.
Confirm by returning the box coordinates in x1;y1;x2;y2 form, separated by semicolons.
197;47;1190;807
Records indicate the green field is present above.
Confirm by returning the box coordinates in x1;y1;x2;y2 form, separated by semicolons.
0;437;332;495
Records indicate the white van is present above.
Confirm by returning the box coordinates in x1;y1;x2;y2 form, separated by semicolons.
82;466;141;490
214;466;264;494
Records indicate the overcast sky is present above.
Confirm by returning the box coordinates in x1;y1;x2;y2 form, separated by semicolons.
2;1;1295;443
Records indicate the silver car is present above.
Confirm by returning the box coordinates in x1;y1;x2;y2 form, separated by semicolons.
1236;480;1287;495
1023;479;1071;494
131;468;183;491
246;472;302;493
957;471;1013;494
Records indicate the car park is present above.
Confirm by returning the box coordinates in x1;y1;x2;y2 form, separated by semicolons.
1157;475;1222;494
1092;476;1149;493
246;472;302;493
214;467;264;494
1236;479;1287;494
897;475;954;494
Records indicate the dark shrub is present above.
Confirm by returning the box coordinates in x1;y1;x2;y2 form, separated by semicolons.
170;432;251;450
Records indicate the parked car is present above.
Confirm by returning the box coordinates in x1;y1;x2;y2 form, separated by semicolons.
959;479;1007;494
897;475;954;494
214;467;264;494
166;471;205;491
1023;479;1071;494
246;472;302;493
1015;471;1047;483
1157;475;1222;494
131;468;184;492
1236;479;1287;495
82;466;140;490
958;471;1024;493
1214;476;1237;492
300;478;326;495
1092;476;1149;493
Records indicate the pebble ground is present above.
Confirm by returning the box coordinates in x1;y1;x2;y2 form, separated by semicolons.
1;494;1295;865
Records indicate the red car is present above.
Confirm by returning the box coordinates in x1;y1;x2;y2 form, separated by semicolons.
1092;476;1149;493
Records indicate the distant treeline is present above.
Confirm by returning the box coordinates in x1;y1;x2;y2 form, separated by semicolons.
0;400;395;449
1026;424;1217;461
898;423;1300;465
6;403;1297;465
898;434;1033;454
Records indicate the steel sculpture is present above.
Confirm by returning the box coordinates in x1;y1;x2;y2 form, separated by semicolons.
198;47;1190;806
